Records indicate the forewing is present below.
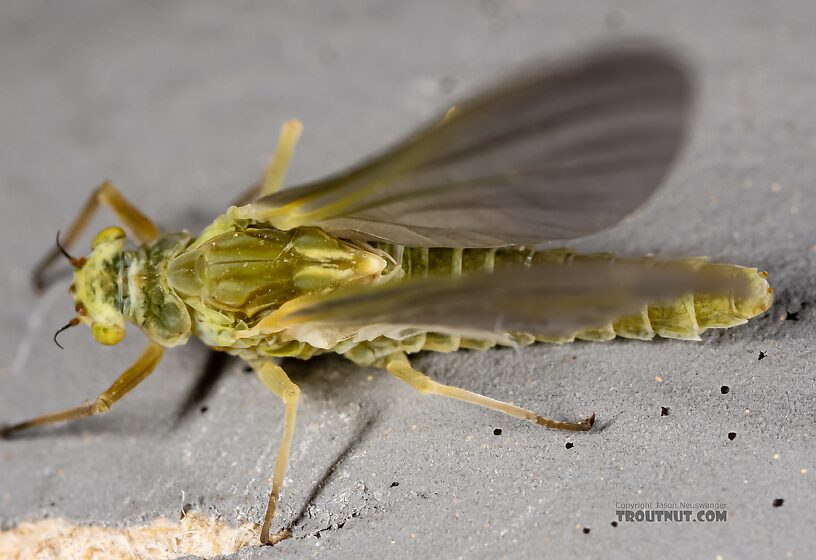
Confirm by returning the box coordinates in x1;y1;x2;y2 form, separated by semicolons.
244;46;691;247
270;259;746;341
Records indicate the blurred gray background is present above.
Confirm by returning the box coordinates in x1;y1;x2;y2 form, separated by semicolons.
1;1;814;558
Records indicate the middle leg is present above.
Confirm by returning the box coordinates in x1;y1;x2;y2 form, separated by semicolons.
251;359;301;545
232;119;304;206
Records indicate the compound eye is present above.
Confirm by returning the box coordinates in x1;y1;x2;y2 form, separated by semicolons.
91;323;125;345
92;226;126;249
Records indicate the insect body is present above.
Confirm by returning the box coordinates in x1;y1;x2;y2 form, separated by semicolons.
2;47;772;545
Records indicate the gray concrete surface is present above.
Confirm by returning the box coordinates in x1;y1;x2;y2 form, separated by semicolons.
1;1;814;558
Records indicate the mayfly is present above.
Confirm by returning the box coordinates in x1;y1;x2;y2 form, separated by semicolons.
1;46;772;544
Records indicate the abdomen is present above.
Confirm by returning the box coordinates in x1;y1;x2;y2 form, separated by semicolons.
344;244;773;361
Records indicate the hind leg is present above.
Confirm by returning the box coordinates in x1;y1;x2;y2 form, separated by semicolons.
383;352;594;431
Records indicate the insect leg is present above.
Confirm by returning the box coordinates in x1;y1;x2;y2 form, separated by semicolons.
384;352;595;432
441;106;460;123
32;180;161;290
232;119;304;205
232;106;447;209
252;359;301;545
0;342;164;437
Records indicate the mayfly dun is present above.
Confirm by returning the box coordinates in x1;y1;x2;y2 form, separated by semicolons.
1;46;773;544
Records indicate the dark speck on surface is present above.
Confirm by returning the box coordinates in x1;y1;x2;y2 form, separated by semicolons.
583;527;591;534
661;406;670;416
493;428;502;436
758;351;767;361
611;521;618;528
773;498;785;507
565;442;574;449
721;386;730;394
785;310;799;321
728;432;737;441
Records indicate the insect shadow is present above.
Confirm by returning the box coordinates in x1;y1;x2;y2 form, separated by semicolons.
174;347;378;427
174;347;234;426
592;412;621;433
285;413;380;536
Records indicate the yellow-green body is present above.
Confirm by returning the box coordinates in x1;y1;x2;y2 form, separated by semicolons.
5;49;781;547
85;212;771;368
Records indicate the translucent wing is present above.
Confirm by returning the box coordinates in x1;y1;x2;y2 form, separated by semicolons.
241;46;691;247
267;260;747;342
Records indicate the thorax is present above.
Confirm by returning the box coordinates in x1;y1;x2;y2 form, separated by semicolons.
165;220;388;350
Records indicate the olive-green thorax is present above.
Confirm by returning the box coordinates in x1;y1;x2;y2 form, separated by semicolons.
167;227;386;322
